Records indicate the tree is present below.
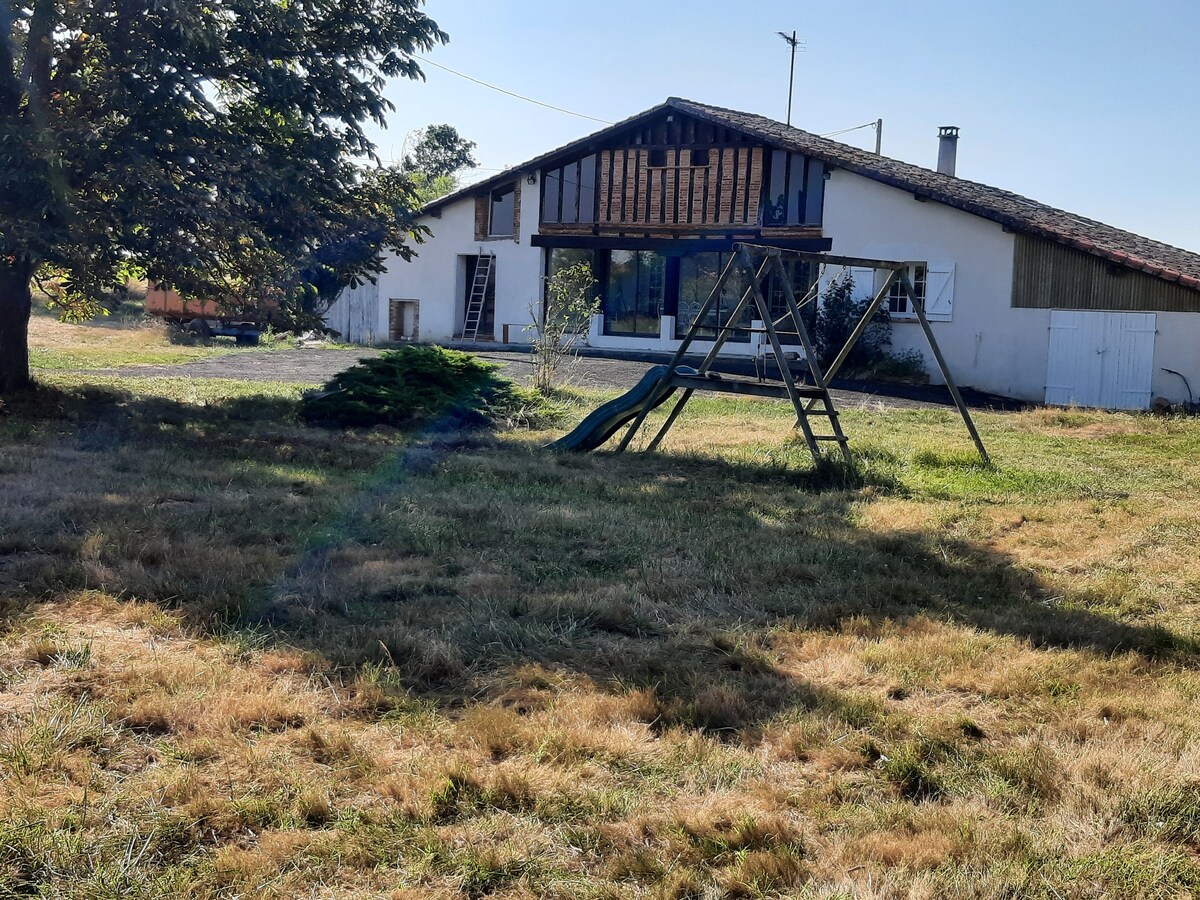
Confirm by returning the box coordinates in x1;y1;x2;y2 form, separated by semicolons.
402;123;477;204
0;0;446;393
403;124;477;180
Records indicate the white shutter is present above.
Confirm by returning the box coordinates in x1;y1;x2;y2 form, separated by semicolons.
849;267;877;303
924;263;954;322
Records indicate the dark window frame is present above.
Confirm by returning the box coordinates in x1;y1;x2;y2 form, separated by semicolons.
761;152;824;228
488;183;516;237
603;249;666;337
539;156;598;225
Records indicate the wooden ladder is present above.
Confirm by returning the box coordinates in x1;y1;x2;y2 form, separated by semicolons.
461;254;494;342
793;385;850;462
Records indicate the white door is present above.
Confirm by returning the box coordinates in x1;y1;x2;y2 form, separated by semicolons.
342;280;380;344
1045;310;1156;409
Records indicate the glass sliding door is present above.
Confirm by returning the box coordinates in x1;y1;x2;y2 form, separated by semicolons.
604;250;664;336
675;252;752;341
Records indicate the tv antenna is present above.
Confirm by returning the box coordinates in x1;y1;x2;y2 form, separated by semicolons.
777;31;807;126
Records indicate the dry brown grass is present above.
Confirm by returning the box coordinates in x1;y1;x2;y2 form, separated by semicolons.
2;375;1200;896
26;308;246;371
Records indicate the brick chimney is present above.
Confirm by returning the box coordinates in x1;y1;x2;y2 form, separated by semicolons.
937;126;959;176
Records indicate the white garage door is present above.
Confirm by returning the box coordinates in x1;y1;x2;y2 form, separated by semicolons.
1045;310;1157;409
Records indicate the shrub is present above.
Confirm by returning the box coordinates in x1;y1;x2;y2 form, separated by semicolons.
299;344;542;429
869;348;928;380
813;274;892;371
527;261;600;394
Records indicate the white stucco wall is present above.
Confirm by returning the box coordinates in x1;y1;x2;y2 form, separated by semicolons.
326;172;546;344
1149;312;1200;405
820;170;1049;400
823;171;1200;406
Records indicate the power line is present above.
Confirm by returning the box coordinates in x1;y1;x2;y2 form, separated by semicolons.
414;56;613;125
820;121;879;139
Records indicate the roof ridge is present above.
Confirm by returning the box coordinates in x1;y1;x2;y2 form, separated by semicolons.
420;97;1200;291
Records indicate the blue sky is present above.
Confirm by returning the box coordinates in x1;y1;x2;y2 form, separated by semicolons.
366;0;1200;251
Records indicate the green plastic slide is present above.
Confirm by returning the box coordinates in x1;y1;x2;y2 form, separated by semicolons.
548;365;699;452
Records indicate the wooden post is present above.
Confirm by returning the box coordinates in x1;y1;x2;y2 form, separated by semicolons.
900;270;991;466
738;248;824;460
769;255;851;462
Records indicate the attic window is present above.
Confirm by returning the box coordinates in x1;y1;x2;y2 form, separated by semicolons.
540;156;597;225
489;184;515;237
761;150;824;227
648;149;667;168
691;148;710;167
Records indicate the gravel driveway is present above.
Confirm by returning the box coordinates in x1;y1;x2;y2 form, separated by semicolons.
81;347;992;411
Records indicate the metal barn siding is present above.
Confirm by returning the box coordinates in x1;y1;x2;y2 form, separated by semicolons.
1013;234;1200;312
1045;310;1156;409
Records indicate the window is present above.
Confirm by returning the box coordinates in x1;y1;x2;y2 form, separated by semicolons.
887;264;928;317
489;184;516;237
648;149;667;168
674;252;753;342
765;260;817;343
540;156;597;224
690;148;709;167
605;250;664;336
761;151;824;227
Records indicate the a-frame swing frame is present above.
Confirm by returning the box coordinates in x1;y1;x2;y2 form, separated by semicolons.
614;243;991;466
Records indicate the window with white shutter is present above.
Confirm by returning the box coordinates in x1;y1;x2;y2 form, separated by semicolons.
849;267;877;303
880;262;954;322
923;263;954;322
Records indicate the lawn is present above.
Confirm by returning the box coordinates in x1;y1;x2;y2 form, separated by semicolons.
2;368;1200;898
26;304;330;372
26;305;244;371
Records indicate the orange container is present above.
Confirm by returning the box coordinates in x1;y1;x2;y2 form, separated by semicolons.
145;283;223;319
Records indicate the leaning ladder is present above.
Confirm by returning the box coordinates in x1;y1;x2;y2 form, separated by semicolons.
461;253;494;342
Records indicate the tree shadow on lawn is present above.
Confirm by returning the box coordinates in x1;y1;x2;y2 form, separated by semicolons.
254;436;1198;734
2;383;1194;738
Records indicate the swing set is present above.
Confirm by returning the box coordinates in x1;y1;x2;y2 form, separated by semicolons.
604;242;991;466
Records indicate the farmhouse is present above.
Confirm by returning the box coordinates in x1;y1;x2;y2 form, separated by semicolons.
326;97;1200;409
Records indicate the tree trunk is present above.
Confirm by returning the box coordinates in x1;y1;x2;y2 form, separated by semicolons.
0;262;34;394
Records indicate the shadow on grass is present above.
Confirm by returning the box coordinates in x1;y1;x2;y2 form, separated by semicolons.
252;431;1197;735
3;382;1195;739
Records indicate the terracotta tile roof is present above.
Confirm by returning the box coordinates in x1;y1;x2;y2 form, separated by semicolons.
423;97;1200;292
670;98;1200;291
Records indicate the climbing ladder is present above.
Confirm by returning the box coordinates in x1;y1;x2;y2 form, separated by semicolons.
461;253;494;342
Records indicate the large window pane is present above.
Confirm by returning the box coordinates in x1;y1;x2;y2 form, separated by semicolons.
804;159;825;225
578;155;597;223
638;252;665;335
787;154;807;225
764;150;788;226
604;250;664;336
561;161;580;224
541;170;561;223
674;252;751;342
